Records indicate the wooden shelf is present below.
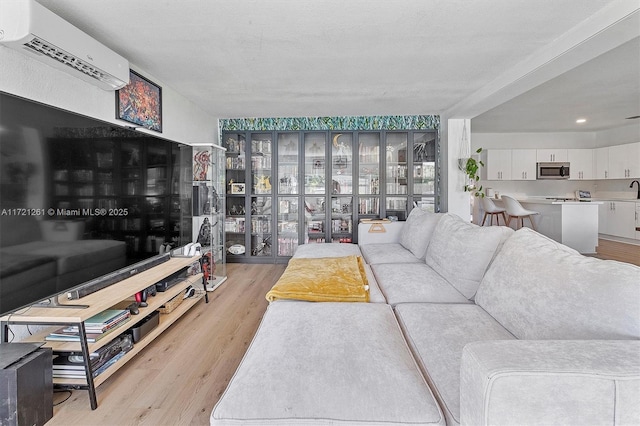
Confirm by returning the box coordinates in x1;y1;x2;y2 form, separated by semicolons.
52;289;205;387
1;254;205;410
0;256;200;325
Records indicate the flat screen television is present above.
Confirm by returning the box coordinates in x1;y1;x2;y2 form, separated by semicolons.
0;92;193;316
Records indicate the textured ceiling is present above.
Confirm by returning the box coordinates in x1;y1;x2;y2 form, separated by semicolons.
472;37;640;132
35;0;639;132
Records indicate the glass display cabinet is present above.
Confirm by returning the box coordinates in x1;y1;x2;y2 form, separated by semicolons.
191;143;227;291
250;134;273;258
411;132;437;212
357;132;380;218
385;132;409;220
222;129;437;262
276;132;300;256
330;132;353;243
304;132;328;244
223;133;247;261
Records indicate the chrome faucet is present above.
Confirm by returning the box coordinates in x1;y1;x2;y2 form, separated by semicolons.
631;180;640;199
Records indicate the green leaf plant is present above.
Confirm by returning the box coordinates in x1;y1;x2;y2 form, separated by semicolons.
463;148;485;198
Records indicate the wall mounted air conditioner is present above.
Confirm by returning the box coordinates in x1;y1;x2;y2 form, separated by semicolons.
0;0;129;90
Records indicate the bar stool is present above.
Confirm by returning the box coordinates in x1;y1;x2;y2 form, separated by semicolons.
501;195;539;230
480;196;507;226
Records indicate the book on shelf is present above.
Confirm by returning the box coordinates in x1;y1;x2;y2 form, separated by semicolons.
84;309;130;327
46;317;130;342
62;311;130;334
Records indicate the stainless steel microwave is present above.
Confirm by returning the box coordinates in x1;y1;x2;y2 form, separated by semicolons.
537;162;570;179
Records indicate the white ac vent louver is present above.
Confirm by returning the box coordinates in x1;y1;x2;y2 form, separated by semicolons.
0;0;129;90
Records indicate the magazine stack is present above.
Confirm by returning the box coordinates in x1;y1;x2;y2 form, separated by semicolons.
46;309;131;343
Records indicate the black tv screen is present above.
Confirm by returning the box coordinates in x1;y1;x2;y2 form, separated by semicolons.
0;92;193;316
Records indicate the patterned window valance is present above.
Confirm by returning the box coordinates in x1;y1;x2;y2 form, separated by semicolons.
220;115;439;132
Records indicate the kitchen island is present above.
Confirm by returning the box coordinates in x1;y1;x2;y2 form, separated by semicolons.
487;197;602;254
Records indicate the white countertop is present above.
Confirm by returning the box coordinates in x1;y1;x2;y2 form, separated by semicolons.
591;198;640;203
494;197;602;205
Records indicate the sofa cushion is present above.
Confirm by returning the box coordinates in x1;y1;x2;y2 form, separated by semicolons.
211;302;445;425
290;243;385;303
475;227;640;340
360;243;422;264
425;213;513;300
460;340;640;426
293;242;362;258
399;209;444;259
362;263;386;303
395;303;515;426
371;263;470;305
265;255;369;303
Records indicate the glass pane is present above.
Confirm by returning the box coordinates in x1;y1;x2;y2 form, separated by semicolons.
331;132;352;195
224;133;246;259
330;196;352;243
224;133;246;189
358;196;380;215
358;132;380;218
251;196;271;257
358;132;380;195
386;196;407;221
251;133;272;195
277;196;298;256
412;197;435;212
304;196;325;243
277;132;299;195
385;132;408;195
304;132;326;194
413;132;436;196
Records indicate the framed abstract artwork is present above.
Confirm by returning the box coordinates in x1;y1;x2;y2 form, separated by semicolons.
116;70;162;132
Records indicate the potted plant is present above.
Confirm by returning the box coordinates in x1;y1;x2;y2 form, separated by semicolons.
462;148;485;198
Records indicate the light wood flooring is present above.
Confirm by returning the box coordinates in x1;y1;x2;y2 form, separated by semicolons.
47;263;286;426
595;238;640;266
45;239;637;425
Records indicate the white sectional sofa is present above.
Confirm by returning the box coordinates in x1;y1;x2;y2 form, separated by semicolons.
211;210;640;425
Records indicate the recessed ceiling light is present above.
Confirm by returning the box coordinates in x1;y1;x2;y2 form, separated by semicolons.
576;118;587;124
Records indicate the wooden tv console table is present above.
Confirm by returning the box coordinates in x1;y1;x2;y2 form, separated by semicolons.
0;255;205;410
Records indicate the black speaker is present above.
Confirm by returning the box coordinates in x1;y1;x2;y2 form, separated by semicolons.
0;346;53;426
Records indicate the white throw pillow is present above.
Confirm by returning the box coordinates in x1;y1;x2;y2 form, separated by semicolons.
399;209;444;259
425;213;513;299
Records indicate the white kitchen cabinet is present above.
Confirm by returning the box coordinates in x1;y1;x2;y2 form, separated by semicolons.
511;149;536;180
594;146;609;179
567;149;594;180
608;142;640;179
631;143;640;178
537;149;567;163
608;145;626;179
599;200;636;239
485;149;512;180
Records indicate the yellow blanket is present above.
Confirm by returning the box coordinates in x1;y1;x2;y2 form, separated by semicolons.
266;255;370;303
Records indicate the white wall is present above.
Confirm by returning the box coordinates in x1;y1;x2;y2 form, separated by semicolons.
445;118;473;220
0;47;216;145
595;123;640;147
471;131;598;150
